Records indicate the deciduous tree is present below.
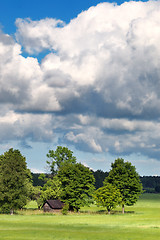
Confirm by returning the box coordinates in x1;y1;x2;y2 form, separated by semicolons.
104;158;143;214
93;183;122;214
46;146;76;175
58;163;95;211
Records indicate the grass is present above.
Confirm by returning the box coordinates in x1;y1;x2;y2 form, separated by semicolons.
0;194;160;239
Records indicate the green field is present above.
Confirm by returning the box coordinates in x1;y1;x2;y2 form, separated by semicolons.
0;194;160;240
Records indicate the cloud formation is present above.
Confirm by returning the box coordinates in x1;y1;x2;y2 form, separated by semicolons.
1;1;160;163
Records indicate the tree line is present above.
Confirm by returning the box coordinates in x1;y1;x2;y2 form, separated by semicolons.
0;147;144;214
32;171;160;193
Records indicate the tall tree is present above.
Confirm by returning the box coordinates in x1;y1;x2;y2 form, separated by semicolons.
104;158;143;214
46;146;76;175
58;163;95;211
0;148;32;214
93;183;122;214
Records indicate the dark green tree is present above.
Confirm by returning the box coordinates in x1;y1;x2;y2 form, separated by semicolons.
104;158;143;214
155;185;160;193
93;169;109;189
93;183;122;214
0;148;32;214
46;146;76;175
58;163;95;211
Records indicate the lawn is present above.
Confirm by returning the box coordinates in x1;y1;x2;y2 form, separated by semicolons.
0;194;160;240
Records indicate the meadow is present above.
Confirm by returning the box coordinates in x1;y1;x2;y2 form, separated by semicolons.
0;193;160;240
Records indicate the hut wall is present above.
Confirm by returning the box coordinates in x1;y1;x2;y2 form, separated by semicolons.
43;202;62;213
43;203;53;212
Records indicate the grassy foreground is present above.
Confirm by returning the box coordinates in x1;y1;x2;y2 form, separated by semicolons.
0;194;160;240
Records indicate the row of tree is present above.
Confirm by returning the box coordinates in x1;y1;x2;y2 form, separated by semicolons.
0;147;143;214
32;171;160;193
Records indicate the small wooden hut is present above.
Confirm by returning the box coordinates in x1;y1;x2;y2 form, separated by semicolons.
43;200;64;212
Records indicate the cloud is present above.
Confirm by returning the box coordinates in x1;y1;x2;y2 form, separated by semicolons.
0;111;54;143
15;1;160;117
1;1;160;165
15;18;65;54
30;168;45;173
66;128;102;153
0;31;61;113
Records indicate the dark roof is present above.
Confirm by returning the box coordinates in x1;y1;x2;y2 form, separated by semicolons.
45;200;64;209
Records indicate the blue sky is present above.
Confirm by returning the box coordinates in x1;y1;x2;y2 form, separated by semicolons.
0;0;147;33
1;0;115;32
0;0;160;176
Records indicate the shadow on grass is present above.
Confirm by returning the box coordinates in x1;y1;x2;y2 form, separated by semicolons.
80;209;135;215
0;207;135;216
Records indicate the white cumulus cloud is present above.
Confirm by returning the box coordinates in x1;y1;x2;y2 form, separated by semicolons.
1;1;160;165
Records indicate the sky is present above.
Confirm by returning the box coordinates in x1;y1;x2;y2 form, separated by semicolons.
0;0;160;176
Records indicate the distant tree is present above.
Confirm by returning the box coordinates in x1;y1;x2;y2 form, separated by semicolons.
93;170;109;189
155;185;160;193
93;183;122;214
0;148;32;214
104;158;143;214
140;176;160;192
31;173;47;187
58;163;95;211
37;176;62;209
46;146;77;175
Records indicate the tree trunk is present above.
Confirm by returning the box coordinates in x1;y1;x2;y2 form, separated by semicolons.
122;204;125;214
108;210;111;215
10;209;14;215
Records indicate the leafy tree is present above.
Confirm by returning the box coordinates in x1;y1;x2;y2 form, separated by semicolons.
0;148;32;214
28;185;41;201
37;176;62;209
46;146;76;175
104;158;143;214
58;163;95;211
93;183;122;214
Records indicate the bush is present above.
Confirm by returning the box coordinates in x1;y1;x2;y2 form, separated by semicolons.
61;203;69;215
